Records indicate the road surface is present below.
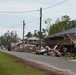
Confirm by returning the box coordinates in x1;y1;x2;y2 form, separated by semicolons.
0;49;76;75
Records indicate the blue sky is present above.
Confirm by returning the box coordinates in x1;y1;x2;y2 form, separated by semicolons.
0;0;76;38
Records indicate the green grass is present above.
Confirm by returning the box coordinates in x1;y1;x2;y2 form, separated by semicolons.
60;56;76;60
0;52;47;75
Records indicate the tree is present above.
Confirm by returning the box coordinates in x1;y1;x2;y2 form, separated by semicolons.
61;15;71;30
71;20;76;28
42;29;47;38
44;15;73;35
44;18;52;34
33;30;38;37
26;32;32;38
33;29;47;39
0;30;19;47
61;15;70;21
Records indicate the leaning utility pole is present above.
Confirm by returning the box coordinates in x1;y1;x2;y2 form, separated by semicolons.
23;20;25;51
39;7;42;50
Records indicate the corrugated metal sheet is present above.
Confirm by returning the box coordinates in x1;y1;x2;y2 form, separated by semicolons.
45;27;76;39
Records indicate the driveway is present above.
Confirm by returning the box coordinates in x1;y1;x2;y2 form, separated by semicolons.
0;49;76;75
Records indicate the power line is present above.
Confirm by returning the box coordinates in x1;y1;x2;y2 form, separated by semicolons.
0;24;22;29
26;18;39;24
0;9;39;13
43;0;68;10
6;24;22;28
0;0;68;13
0;18;39;29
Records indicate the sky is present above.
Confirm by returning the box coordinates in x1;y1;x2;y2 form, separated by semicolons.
0;0;76;38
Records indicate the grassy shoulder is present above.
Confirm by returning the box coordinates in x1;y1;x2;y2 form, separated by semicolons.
60;56;76;60
0;52;47;75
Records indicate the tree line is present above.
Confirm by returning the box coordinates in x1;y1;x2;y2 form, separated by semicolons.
0;15;76;47
26;15;76;38
0;30;20;47
45;15;76;35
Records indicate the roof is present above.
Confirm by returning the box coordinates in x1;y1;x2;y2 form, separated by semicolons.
45;27;76;39
27;37;39;40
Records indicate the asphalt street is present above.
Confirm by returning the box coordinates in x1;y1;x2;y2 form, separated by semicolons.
0;49;76;75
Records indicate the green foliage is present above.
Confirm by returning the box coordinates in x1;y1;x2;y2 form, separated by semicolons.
45;15;76;35
44;18;52;33
26;29;47;39
0;52;47;75
25;32;33;38
0;30;20;47
33;29;47;39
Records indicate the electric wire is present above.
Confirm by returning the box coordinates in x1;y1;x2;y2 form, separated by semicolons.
0;0;68;30
26;18;39;24
43;0;68;10
0;0;68;13
0;24;22;29
0;9;39;13
0;18;39;29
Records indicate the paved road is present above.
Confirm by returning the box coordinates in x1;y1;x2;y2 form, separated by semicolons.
0;49;76;75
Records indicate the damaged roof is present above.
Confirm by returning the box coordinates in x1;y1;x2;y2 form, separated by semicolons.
45;27;76;39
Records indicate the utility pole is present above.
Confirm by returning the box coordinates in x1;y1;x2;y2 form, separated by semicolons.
39;7;42;50
23;20;25;51
15;31;17;48
15;31;17;42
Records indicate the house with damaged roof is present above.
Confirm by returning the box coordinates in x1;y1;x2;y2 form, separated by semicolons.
14;37;44;52
44;27;76;53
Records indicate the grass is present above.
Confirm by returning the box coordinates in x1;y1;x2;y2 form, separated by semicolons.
0;52;48;75
62;56;76;60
